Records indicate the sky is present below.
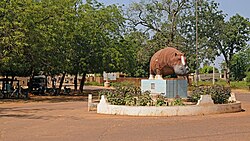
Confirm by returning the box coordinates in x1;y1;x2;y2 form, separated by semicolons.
98;0;250;69
99;0;250;19
215;0;250;19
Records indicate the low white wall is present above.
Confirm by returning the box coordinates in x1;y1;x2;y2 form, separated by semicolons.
97;96;242;116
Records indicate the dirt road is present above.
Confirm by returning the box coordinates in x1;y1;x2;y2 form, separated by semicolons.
0;90;250;141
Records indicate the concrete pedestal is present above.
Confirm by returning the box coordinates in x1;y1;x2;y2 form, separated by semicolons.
104;81;110;87
141;79;187;98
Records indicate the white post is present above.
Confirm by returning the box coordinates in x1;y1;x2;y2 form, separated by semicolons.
88;94;92;111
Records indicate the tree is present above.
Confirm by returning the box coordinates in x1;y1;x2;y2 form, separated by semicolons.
178;0;225;72
126;0;190;47
0;0;27;78
126;0;227;75
230;46;250;81
63;1;126;91
120;31;150;77
215;14;250;83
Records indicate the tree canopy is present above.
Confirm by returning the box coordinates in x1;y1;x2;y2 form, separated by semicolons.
0;0;249;86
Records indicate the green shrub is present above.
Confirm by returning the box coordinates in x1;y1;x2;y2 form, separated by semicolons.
189;85;231;104
171;98;185;106
99;89;125;105
98;84;153;106
155;95;167;106
136;91;153;106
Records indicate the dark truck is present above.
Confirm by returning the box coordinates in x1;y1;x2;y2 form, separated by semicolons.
29;75;47;94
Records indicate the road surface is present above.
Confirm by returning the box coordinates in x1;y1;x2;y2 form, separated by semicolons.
0;90;250;141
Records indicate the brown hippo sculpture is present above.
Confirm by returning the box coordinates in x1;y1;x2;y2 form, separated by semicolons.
149;47;189;79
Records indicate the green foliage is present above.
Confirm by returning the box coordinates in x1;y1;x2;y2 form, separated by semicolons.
194;80;249;90
246;72;250;89
0;0;126;80
171;98;185;106
189;85;231;104
111;81;136;88
99;83;152;106
99;82;192;106
0;0;249;87
230;47;250;81
136;91;152;106
99;90;125;105
84;81;103;86
199;65;219;74
246;72;250;83
218;14;250;82
156;95;167;106
230;81;249;89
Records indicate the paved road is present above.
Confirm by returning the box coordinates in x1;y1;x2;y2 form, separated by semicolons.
1;91;250;141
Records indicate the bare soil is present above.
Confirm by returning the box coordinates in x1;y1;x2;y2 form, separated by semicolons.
0;88;250;141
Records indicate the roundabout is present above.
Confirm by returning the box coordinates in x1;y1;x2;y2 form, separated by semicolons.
95;95;242;116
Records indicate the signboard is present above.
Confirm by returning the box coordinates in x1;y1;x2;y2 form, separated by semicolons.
103;72;117;81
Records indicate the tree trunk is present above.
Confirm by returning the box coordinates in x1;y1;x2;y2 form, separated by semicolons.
226;67;230;85
58;73;66;94
10;75;15;87
45;75;48;90
223;56;231;85
79;73;86;92
28;73;35;92
52;76;56;89
74;74;78;91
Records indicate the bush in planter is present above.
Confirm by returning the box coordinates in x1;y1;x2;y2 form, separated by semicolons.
98;84;153;106
189;85;231;104
171;98;185;106
136;91;153;106
99;89;125;105
155;95;167;106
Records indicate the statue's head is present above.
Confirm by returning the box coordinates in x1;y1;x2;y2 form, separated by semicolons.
171;53;189;76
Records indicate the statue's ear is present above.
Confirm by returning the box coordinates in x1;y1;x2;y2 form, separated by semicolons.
175;53;178;56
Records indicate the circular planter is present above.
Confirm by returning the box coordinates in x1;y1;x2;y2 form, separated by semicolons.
96;95;242;116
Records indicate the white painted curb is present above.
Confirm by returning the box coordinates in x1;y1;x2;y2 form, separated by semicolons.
96;95;242;116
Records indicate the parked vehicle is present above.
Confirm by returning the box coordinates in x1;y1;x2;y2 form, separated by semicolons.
28;75;47;94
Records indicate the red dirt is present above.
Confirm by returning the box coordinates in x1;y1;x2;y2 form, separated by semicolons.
0;89;250;141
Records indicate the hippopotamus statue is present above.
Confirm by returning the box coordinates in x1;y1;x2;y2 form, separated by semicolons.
149;47;189;79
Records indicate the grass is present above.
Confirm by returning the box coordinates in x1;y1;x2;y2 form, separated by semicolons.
86;79;249;90
230;81;250;90
85;81;103;86
193;80;249;90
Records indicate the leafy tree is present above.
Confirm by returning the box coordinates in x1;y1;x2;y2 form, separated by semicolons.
126;0;191;47
61;1;126;91
230;46;250;81
120;31;150;77
0;0;27;78
179;0;225;72
126;0;227;75
215;14;250;83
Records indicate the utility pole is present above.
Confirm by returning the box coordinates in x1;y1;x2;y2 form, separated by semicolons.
195;0;199;85
213;63;215;85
